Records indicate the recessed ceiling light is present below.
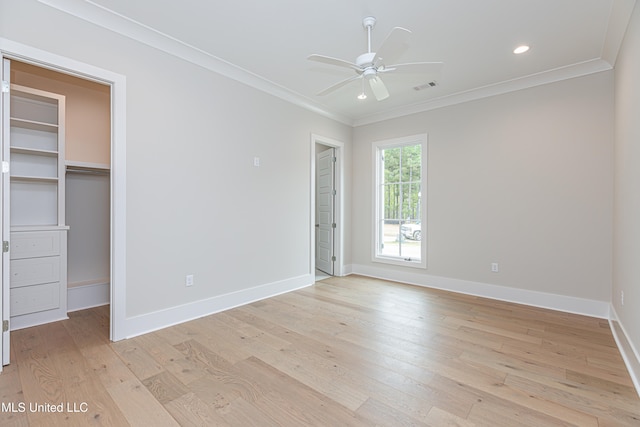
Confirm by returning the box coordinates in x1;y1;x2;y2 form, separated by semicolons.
513;45;530;54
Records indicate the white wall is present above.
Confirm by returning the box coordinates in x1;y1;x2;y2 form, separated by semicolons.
352;71;614;309
66;172;110;287
0;1;351;333
613;1;640;381
0;1;623;342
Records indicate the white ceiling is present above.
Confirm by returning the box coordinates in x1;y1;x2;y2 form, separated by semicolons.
44;0;636;126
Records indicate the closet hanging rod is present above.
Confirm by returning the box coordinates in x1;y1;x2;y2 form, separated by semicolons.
65;166;110;175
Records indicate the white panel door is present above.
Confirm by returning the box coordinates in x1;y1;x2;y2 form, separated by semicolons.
1;58;11;366
316;148;335;275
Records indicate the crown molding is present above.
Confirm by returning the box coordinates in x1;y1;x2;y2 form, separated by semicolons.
601;0;637;65
352;58;613;127
37;0;353;126
36;0;627;129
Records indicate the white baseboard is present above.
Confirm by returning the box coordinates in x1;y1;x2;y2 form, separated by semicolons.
10;311;68;331
67;281;110;312
120;274;313;339
342;264;354;276
350;264;610;318
609;306;640;397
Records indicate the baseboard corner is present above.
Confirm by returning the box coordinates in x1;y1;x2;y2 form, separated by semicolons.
609;305;640;397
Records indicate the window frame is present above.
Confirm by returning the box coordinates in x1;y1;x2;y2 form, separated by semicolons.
372;134;427;269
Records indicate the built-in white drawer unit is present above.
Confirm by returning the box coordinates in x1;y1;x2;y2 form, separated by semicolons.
10;230;61;259
10;256;61;288
10;282;61;317
9;228;68;330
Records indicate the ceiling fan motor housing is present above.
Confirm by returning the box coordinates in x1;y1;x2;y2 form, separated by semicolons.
362;68;377;79
356;52;376;66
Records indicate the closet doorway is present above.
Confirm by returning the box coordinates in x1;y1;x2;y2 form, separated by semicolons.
3;59;111;347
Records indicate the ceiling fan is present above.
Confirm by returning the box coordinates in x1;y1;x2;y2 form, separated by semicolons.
307;16;443;101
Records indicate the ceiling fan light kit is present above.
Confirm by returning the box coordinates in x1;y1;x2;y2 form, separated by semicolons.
358;76;367;100
307;16;443;101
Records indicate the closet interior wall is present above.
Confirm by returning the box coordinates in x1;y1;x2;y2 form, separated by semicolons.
11;61;111;314
65;166;110;310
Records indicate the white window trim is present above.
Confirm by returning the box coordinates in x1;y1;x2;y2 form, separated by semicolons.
372;134;427;269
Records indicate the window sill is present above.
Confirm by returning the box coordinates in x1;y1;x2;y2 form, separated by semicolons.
373;256;427;269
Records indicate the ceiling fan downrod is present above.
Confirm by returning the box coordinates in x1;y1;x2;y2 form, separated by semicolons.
358;17;378;75
362;16;376;54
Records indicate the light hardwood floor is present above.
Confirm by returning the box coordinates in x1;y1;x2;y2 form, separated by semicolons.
1;275;639;426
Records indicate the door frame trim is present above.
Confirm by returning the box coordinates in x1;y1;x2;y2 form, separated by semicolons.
1;59;10;367
310;134;344;278
0;38;127;341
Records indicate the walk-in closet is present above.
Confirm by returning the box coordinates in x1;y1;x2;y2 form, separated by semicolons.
6;60;110;330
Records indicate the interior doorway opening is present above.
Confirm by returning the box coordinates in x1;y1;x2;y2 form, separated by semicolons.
311;134;344;282
1;42;125;369
4;58;111;328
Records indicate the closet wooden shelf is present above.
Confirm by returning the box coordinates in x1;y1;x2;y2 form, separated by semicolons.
10;175;58;183
10;146;58;157
10;117;58;132
65;161;110;173
10;225;69;233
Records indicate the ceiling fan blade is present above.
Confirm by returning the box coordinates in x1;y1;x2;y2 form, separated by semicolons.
382;62;443;75
317;74;362;96
373;27;411;67
368;76;389;101
307;54;361;72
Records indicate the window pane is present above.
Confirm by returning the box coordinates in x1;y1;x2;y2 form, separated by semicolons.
383;147;400;185
380;182;401;258
376;141;424;263
380;219;402;258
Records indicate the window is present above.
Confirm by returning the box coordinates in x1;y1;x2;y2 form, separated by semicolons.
373;134;427;268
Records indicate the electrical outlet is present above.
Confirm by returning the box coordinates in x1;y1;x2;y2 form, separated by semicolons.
186;274;194;287
621;290;624;306
491;263;499;273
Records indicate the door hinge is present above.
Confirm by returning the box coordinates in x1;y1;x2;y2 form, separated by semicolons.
331;256;336;262
332;189;337;196
1;81;8;93
2;241;9;253
331;223;336;229
331;157;337;163
2;320;8;332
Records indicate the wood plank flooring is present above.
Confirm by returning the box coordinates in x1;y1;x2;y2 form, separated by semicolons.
1;275;639;426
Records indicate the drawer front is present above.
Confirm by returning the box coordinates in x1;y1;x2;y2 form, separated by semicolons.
10;257;60;288
10;282;60;316
10;231;61;259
